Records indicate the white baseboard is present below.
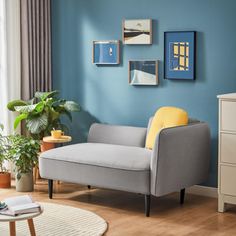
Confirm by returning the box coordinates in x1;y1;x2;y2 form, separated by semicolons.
186;185;218;198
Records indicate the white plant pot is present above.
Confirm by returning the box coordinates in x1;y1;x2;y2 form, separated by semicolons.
15;171;34;192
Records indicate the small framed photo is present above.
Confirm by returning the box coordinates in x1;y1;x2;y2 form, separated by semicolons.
164;31;196;80
92;40;120;65
122;19;152;45
128;60;158;85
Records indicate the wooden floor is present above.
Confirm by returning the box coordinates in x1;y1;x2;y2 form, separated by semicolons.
1;181;236;236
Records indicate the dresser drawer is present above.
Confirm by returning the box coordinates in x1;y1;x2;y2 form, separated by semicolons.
220;165;236;195
221;101;236;131
221;133;236;164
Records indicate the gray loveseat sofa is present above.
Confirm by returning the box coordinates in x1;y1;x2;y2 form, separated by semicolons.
39;119;210;216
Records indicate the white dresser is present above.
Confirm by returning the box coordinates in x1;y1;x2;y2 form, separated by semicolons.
218;93;236;212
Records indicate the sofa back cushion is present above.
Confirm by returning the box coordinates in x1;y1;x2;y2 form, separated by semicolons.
88;123;147;147
145;106;188;149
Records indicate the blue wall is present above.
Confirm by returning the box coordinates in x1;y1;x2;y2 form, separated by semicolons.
51;0;236;187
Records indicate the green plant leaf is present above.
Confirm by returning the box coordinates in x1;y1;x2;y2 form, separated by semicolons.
26;113;48;134
35;90;59;101
64;101;80;112
50;108;60;121
15;104;37;113
52;99;66;107
7;100;28;111
14;114;28;129
34;102;44;113
7;90;80;139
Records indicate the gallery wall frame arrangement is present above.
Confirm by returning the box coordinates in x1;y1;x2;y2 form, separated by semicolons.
122;19;152;45
92;40;120;65
164;31;196;80
128;60;158;86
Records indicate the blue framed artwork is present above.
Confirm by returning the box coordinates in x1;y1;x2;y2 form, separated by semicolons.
128;60;158;85
93;40;120;65
164;31;196;80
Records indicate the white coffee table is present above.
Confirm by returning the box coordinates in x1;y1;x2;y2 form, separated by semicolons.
0;207;43;236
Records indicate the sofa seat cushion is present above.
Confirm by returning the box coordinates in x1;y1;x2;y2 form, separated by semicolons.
40;143;151;171
39;143;151;194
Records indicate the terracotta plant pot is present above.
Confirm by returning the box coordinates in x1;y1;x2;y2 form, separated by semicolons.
0;172;11;188
40;141;55;152
15;171;34;192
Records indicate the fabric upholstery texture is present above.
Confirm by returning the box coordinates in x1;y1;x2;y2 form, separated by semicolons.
39;158;150;194
40;141;151;194
88;123;147;147
145;106;188;149
39;120;210;198
150;122;211;196
40;143;151;171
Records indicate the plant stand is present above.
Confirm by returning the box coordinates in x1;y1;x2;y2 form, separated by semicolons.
0;172;11;188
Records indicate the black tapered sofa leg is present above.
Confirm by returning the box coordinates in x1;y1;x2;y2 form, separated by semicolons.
48;179;53;199
180;188;185;204
145;194;151;217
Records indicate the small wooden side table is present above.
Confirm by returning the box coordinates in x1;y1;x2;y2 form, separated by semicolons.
0;207;43;236
42;135;72;145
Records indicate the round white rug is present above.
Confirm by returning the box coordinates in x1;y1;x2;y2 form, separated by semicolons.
0;202;108;236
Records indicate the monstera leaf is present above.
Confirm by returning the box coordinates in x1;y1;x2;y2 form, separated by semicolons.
7;90;80;139
26;113;48;134
64;101;80;112
7;100;28;111
15;104;37;113
35;90;59;101
14;114;28;130
49;107;60;122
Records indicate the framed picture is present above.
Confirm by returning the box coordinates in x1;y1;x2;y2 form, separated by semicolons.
164;31;196;80
128;60;158;85
92;40;120;65
122;19;152;45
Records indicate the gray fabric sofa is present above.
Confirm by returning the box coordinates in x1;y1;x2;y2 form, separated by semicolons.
39;119;211;216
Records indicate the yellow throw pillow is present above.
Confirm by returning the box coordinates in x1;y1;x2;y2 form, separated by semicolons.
145;106;188;149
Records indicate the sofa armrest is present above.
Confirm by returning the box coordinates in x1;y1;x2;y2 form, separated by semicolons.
88;123;147;147
150;122;211;197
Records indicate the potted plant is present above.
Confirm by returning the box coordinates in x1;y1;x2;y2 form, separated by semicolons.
8;135;40;192
7;90;80;151
0;124;11;188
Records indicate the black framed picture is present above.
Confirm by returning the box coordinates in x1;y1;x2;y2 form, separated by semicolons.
164;31;196;80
